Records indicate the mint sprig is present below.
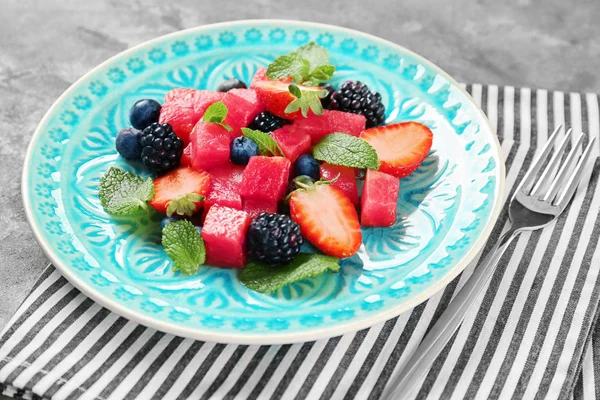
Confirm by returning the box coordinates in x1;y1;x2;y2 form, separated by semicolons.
241;128;284;156
312;133;381;169
285;84;328;117
239;253;340;293
267;42;335;85
162;220;205;275
202;101;232;131
99;167;154;215
165;193;205;217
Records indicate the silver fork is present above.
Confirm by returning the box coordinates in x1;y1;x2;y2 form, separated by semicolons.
382;126;597;400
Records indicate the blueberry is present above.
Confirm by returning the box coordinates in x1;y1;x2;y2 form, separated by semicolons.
129;99;162;130
160;216;180;229
230;137;259;165
216;78;247;92
115;127;141;159
293;155;320;180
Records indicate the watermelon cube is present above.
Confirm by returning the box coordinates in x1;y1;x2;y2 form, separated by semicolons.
223;90;265;138
240;156;291;202
361;169;399;227
202;205;252;268
271;126;312;162
320;163;359;206
180;144;192;167
292;110;367;144
205;163;245;212
243;198;278;220
190;121;231;172
159;88;199;145
193;90;225;116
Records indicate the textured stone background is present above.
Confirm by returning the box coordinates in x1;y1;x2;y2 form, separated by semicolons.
1;0;600;334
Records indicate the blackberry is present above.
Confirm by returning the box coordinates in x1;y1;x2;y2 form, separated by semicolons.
249;111;289;133
330;80;386;128
320;83;335;109
140;123;184;174
247;212;304;265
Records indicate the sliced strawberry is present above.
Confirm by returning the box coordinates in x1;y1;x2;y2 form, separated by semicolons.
250;67;292;87
149;166;211;216
289;182;362;258
180;143;193;167
252;79;322;120
360;122;433;178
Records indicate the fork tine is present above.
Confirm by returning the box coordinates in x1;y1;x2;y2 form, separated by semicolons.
543;133;585;202
556;137;597;209
530;128;573;197
519;125;563;194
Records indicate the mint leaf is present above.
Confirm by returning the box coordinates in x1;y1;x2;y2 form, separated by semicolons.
285;88;328;117
295;42;330;72
166;193;205;217
308;65;335;83
267;52;310;82
241;128;284;156
99;167;154;215
201;101;231;131
312;133;380;169
239;253;340;293
162;220;205;275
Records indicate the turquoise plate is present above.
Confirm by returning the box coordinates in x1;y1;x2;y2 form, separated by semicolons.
22;20;504;344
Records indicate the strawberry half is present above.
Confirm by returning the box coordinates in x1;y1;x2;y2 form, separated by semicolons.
252;79;323;120
289;180;362;258
149;166;211;216
360;121;433;178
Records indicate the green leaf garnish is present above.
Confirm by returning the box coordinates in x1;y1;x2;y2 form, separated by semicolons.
162;220;205;275
284;85;328;117
99;167;154;215
202;101;232;131
165;193;205;217
312;133;381;169
241;128;284;156
266;42;335;85
239;253;340;293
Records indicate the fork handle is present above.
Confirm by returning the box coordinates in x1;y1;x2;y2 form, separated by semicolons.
381;226;521;400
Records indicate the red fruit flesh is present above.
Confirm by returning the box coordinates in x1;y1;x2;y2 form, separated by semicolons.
289;184;362;258
193;91;225;116
180;144;192;167
148;167;211;215
159;89;198;145
250;67;292;87
222;90;265;138
240;156;291;202
361;169;399;227
360;122;433;178
202;205;251;268
271;126;312;162
205;163;245;212
252;79;322;119
292;110;367;144
243;198;278;220
320;163;359;206
190;121;231;172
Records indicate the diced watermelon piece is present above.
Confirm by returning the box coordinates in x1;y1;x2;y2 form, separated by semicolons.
243;198;278;220
159;88;199;145
292;110;367;144
202;205;251;268
205;163;245;212
223;90;265;138
320;163;359;206
240;156;291;202
361;169;399;227
180;144;192;167
190;121;231;172
193;91;225;116
271;126;312;162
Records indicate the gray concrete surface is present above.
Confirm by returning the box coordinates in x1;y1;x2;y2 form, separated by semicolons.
1;0;600;335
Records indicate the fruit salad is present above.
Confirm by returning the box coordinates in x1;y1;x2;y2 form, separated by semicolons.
98;42;433;294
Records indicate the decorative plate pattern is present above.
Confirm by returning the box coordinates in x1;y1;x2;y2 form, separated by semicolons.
22;20;504;344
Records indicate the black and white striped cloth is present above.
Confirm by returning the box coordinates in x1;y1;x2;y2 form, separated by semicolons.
1;84;600;400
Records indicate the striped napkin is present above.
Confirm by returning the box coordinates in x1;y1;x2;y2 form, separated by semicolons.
1;84;600;400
